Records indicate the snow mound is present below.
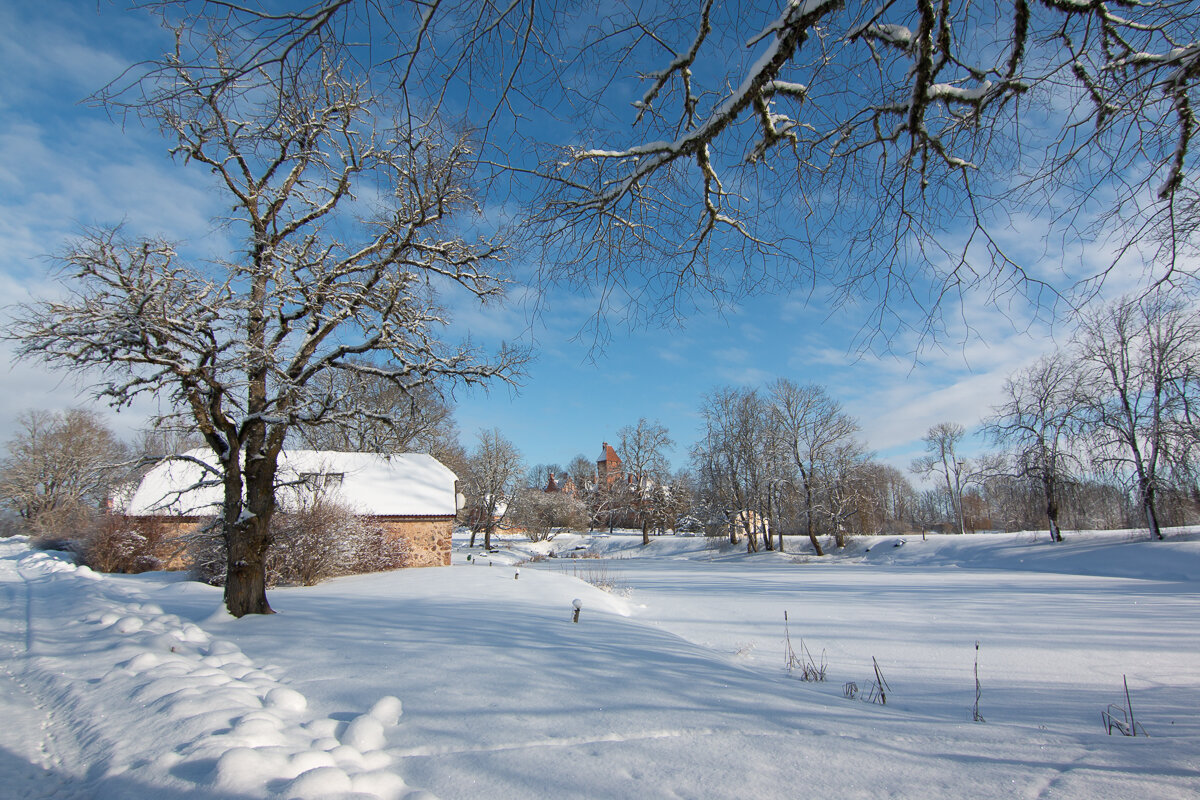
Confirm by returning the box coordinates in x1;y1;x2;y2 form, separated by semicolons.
0;539;431;799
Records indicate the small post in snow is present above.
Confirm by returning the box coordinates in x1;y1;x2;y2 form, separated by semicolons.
572;598;582;623
514;568;520;580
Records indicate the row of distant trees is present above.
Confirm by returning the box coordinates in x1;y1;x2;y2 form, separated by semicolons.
682;293;1200;550
985;293;1200;542
458;294;1199;550
6;291;1198;560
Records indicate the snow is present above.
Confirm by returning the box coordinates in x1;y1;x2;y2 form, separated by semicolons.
2;528;1199;798
127;450;458;517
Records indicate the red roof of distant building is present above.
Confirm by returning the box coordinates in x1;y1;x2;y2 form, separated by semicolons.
599;442;621;465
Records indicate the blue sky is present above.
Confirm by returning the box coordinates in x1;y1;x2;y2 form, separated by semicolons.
0;1;1151;477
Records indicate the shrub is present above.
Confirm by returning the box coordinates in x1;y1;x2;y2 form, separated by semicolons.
186;522;226;586
509;489;586;542
23;501;99;552
189;499;409;587
81;516;170;574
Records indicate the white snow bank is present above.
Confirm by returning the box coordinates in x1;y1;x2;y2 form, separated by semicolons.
0;539;430;799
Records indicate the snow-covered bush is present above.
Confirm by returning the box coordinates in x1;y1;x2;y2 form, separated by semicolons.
188;499;411;587
267;500;360;586
509;489;586;542
351;527;412;575
185;522;225;586
81;516;168;574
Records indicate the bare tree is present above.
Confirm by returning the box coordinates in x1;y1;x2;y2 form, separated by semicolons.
460;429;524;551
567;455;596;491
910;422;973;535
0;409;128;542
508;488;586;542
617;418;675;545
818;439;872;548
769;379;859;554
1074;294;1200;540
693;387;773;551
10;23;521;616
526;463;563;491
296;370;461;460
984;355;1086;542
539;2;1200;343
122;2;1199;351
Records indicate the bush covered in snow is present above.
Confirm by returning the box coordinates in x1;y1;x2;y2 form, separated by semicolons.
188;499;411;587
509;489;587;542
81;515;171;574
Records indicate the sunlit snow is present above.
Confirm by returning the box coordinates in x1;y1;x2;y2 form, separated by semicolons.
1;529;1197;798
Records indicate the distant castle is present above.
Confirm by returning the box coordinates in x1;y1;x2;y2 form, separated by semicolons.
542;441;626;496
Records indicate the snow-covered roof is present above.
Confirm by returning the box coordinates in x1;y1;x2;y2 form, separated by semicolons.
127;449;458;518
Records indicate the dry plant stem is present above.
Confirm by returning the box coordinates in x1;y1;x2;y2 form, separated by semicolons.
973;641;985;722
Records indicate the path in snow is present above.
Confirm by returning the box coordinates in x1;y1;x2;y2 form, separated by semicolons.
0;554;90;799
0;538;431;799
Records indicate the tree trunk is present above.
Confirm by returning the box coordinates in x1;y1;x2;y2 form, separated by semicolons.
741;514;757;553
1044;474;1063;543
641;518;650;546
223;455;275;618
802;478;824;556
224;514;274;617
1143;486;1163;540
805;512;824;556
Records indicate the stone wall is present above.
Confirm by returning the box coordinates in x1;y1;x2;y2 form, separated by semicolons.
133;514;452;571
377;517;452;567
151;518;209;571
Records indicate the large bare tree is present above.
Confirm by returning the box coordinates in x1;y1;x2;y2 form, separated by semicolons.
769;379;860;554
538;1;1200;343
121;2;1199;349
617;418;675;545
1074;294;1200;540
984;354;1086;542
11;22;520;616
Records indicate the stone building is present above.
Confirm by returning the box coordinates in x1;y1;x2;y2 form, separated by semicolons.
125;450;458;569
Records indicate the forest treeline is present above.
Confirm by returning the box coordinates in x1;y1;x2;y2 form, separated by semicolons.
3;295;1198;554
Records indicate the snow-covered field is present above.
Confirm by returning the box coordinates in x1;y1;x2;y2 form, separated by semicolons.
2;528;1198;799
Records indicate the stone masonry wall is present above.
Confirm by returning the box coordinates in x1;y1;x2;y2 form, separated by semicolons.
377;517;452;567
135;515;452;571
